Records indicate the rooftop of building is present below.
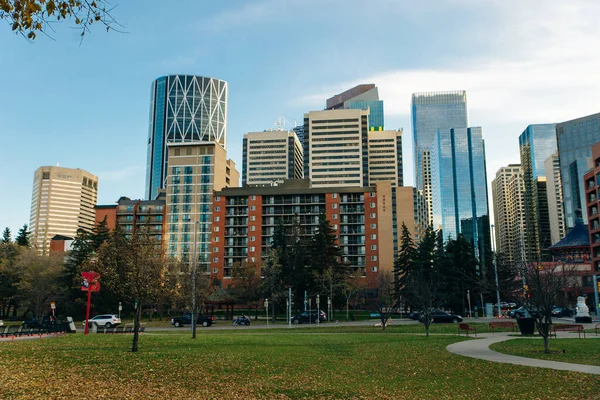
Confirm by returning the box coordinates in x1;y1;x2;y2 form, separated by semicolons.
51;235;74;241
326;84;376;109
217;179;378;196
547;215;590;250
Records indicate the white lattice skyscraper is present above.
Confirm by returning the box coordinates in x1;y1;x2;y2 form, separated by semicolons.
145;75;228;200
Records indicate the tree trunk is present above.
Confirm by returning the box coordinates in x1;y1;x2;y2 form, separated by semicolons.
131;303;142;353
425;323;430;337
543;334;550;354
192;306;197;339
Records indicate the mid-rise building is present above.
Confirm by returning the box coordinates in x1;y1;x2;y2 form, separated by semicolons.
165;142;239;270
430;127;490;264
519;123;557;261
544;153;567;244
94;194;166;245
556;112;600;228
29;166;98;255
492;165;523;265
367;129;403;187
584;141;600;273
211;180;424;287
293;125;305;147
326;84;384;130
145;75;228;200
242;130;303;186
303;108;369;187
411;91;468;224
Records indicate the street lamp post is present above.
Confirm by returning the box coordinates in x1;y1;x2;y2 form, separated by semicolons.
327;297;331;322
118;302;122;320
490;224;502;318
467;290;472;319
264;298;269;328
316;295;320;324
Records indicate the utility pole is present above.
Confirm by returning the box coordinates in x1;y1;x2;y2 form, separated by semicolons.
191;221;198;339
288;287;292;328
491;224;502;318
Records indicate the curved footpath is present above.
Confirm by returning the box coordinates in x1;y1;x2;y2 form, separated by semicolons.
446;332;600;375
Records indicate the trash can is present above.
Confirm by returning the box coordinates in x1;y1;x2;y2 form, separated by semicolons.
517;317;535;335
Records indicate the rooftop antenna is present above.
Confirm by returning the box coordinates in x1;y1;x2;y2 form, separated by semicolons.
273;115;297;131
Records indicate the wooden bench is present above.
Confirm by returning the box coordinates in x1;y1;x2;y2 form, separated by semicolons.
458;323;477;337
489;321;516;333
552;324;586;339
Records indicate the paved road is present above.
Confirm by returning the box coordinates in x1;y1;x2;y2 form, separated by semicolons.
446;332;600;375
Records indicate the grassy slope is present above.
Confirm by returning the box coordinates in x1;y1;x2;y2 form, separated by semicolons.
491;338;600;367
1;329;598;399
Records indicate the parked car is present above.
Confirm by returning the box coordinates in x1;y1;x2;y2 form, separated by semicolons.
551;307;574;318
290;310;327;324
22;315;57;329
419;310;463;323
509;307;539;319
408;311;422;320
83;314;121;328
170;313;214;327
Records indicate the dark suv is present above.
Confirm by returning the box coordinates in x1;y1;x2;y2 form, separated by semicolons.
290;310;327;324
22;316;58;329
171;313;214;327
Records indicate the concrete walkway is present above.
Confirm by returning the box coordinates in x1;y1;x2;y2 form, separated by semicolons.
446;333;600;375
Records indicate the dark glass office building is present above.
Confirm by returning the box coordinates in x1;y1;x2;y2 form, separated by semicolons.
557;112;600;228
145;75;228;200
519;124;557;261
326;84;384;130
430;127;490;264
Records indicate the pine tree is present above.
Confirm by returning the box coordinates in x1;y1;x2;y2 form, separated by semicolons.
15;224;30;247
393;223;417;300
1;227;11;244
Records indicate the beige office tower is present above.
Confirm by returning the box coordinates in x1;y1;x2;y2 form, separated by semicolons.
367;129;403;187
165;142;239;270
492;164;527;266
29;166;98;254
421;150;433;225
544;153;566;245
242;130;303;186
303;108;369;187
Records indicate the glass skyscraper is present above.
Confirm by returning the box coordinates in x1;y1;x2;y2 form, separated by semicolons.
326;84;384;130
145;75;228;200
556;112;600;228
412;91;468;192
519;124;557;260
430;127;490;263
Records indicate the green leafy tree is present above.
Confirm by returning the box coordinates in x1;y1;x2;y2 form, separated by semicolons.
96;229;171;352
0;242;21;318
2;227;11;244
15;224;30;247
0;0;120;41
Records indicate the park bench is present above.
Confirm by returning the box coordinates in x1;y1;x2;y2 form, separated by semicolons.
489;321;516;333
139;326;145;334
115;326;124;334
1;326;21;338
124;326;133;334
457;323;477;337
0;326;6;337
552;324;585;339
96;327;106;334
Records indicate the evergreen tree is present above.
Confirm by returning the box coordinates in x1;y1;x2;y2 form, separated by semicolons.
2;227;11;244
15;224;30;247
393;223;417;301
441;235;480;315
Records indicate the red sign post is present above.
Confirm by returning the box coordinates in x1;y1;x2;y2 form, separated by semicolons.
81;271;100;335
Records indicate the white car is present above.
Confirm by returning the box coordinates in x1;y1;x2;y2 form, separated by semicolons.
83;314;121;328
0;320;4;327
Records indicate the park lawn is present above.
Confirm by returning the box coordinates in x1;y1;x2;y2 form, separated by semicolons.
491;338;600;367
0;330;598;400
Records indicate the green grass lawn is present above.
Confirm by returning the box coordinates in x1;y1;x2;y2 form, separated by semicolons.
2;328;599;399
491;338;600;367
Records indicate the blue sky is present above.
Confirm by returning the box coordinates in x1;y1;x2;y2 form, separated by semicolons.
1;0;600;236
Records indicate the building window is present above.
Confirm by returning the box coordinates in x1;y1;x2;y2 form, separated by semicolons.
251;195;256;200
332;193;338;198
213;257;219;263
214;216;220;222
250;205;256;211
214;227;220;232
372;266;378;272
250;246;255;252
332;214;338;219
371;245;377;250
371;234;376;240
371;256;377;261
370;223;376;229
370;213;376;218
250;226;256;231
212;268;218;274
250;236;255;242
216;196;220;201
370;192;375;198
332;203;338;209
214;237;219;242
370;202;376;208
250;216;256;221
215;206;220;212
333;224;338;230
213;247;219;252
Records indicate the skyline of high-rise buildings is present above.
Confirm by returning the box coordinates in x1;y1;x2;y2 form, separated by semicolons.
145;75;228;201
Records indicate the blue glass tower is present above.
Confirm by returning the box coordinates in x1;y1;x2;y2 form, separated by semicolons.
412;91;468;192
557;113;600;228
430;127;490;263
519;124;557;260
145;75;228;200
